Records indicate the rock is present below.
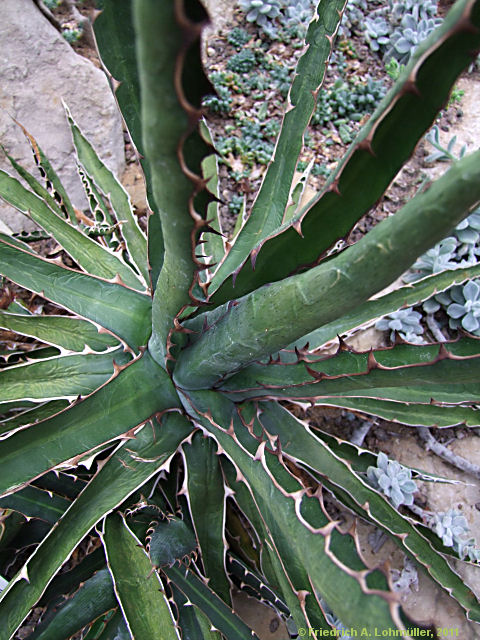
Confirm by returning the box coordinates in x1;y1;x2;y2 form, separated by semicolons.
0;0;124;232
202;0;237;35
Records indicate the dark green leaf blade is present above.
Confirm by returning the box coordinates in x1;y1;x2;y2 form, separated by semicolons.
93;0;160;229
170;584;223;640
0;168;144;290
30;569;116;640
219;339;480;406
66;108;149;285
0;485;70;525
134;0;211;363
0;401;69;436
0;235;152;348
164;564;259;640
0;351;178;497
182;432;231;603
147;517;197;569
181;390;409;635
314;396;480;428
0;350;130;405
0;412;192;639
102;513;180;639
0;311;120;353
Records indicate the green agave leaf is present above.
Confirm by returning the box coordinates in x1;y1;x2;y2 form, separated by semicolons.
181;390;407;635
93;0;142;158
83;610;129;640
134;0;212;363
209;0;346;295
0;168;144;291
0;515;50;569
93;0;164;288
0;235;152;349
0;400;69;436
79;167;114;228
0;485;70;524
0;231;36;254
306;427;459;486
256;402;480;621
30;569;116;640
182;431;231;603
208;0;480;306
102;513;180;640
147;516;197;569
80;612;115;640
226;554;289;616
176;149;480;389
290;262;480;353
1;345;60;368
199;119;225;273
284;161;314;224
16;121;78;224
39;547;105;608
170;583;223;640
93;0;166;287
4;150;71;221
0;412;192;638
314;396;480;428
0;351;178;497
0;311;120;353
163;564;259;640
220;428;334;632
0;350;130;405
93;0;160;220
219;338;480;403
66;107;149;285
33;470;87;501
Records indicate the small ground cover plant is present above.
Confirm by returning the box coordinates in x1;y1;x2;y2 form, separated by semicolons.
1;1;480;638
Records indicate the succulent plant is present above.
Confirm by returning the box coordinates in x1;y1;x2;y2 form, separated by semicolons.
446;279;480;334
239;0;282;30
281;0;315;29
376;307;425;343
227;26;251;49
387;15;443;62
203;84;233;114
226;48;257;73
404;236;459;281
1;1;480;638
430;509;471;548
364;0;442;62
425;124;467;163
339;0;368;38
364;15;392;52
311;76;386;127
62;27;83;44
388;0;438;21
454;209;480;258
367;453;418;509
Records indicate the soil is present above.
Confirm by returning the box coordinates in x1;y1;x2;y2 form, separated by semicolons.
6;1;480;639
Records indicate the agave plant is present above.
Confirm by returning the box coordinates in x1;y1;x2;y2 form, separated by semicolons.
2;0;480;638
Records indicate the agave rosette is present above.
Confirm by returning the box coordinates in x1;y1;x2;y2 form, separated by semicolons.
1;0;480;638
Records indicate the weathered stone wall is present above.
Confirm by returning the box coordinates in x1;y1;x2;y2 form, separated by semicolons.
0;0;125;231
